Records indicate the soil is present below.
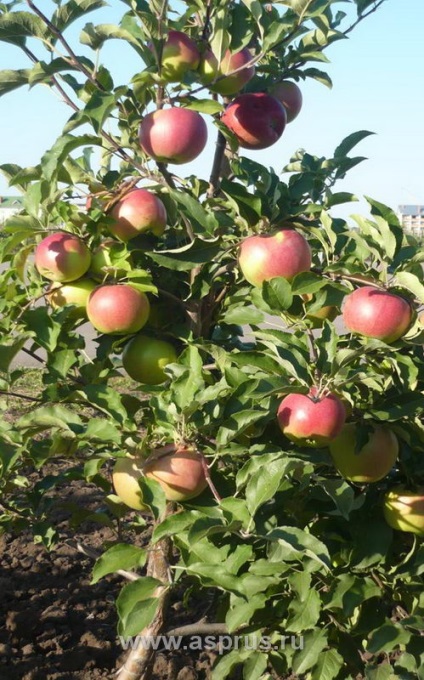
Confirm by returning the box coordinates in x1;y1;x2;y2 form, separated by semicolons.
0;469;220;680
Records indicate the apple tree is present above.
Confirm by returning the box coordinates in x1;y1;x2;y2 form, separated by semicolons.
1;1;424;678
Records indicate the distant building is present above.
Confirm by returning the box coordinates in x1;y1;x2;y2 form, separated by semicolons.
398;205;424;239
0;196;24;225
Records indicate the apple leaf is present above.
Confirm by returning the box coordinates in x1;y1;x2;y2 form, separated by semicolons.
92;543;147;584
292;629;328;675
394;271;424;304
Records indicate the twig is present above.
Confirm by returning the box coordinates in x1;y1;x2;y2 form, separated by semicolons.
200;454;222;503
165;622;229;637
0;390;43;403
208;131;227;198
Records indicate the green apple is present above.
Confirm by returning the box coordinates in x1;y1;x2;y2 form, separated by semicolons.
329;423;398;483
122;334;177;384
383;487;424;535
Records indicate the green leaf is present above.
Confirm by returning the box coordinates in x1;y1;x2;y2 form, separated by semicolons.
137;475;166;521
292;629;328;675
80;22;146;56
83;419;121;444
77;385;129;424
17;405;82;433
22;307;62;352
261;278;293;312
0;337;30;373
242;651;268;680
246;457;289;516
92;543;147;584
286;579;321;632
226;594;266;633
182;98;223;115
168;345;205;413
266;527;331;569
146;240;221;271
221;306;264;326
0;11;49;46
334;130;374;158
116;576;163;636
364;663;395;680
41;134;103;182
320;478;355;519
394;271;424;304
311;649;344;680
53;0;107;35
0;68;30;96
367;622;412;654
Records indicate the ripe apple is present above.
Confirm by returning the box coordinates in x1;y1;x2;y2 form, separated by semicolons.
160;30;200;82
277;389;346;447
109;188;167;241
113;448;208;508
122;334;177;385
329;423;398;483
221;92;287;150
35;232;91;283
343;286;412;343
238;229;312;286
139;107;208;164
112;456;150;512
87;284;150;335
211;48;255;95
270;81;303;123
89;239;130;281
144;447;208;501
46;278;96;318
383;487;424;535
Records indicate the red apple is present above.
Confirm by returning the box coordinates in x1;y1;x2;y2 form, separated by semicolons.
383;487;424;535
144;447;208;501
277;389;346;447
270;81;303;123
160;30;200;82
89;239;130;281
35;232;91;283
113;448;208;508
238;229;312;286
46;278;96;318
211;48;255;95
87;284;150;335
221;93;286;150
329;424;399;483
109;188;167;241
139;107;208;164
122;334;177;384
343;286;412;343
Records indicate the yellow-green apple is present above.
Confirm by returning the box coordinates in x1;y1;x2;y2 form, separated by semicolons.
108;188;167;241
46;278;96;318
198;46;219;84
270;81;303;123
160;30;200;82
35;232;91;283
112;456;150;511
221;92;287;150
89;239;130;281
383;487;424;535
87;284;150;335
238;229;312;286
329;423;398;483
122;334;177;384
343;286;412;343
211;47;255;95
277;388;346;447
302;294;338;328
139;107;208;164
144;447;208;501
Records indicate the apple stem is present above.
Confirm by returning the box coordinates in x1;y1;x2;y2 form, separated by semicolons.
200;454;222;503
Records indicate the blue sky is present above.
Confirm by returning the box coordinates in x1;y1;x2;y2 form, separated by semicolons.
0;0;423;222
